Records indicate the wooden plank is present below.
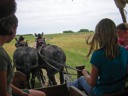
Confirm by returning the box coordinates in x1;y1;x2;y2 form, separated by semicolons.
76;65;85;78
12;71;27;89
35;84;70;96
69;86;88;96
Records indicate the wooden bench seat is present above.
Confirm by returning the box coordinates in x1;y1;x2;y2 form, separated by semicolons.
12;70;128;96
35;84;70;96
69;86;88;96
12;71;27;89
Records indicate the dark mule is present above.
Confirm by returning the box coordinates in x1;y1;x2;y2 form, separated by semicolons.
15;36;28;48
0;0;16;19
13;45;45;88
35;33;66;86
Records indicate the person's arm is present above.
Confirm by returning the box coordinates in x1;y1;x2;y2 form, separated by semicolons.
0;71;8;96
82;65;99;87
10;84;31;96
10;84;23;95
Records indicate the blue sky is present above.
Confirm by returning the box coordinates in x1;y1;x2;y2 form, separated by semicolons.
15;0;128;35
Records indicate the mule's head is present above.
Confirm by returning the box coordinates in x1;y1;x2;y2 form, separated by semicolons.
34;32;44;37
15;36;28;48
34;32;46;49
0;0;16;19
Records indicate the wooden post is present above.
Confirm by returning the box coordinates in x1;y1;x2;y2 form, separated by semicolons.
119;8;127;23
76;65;85;78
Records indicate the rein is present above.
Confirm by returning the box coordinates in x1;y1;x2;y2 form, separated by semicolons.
41;55;77;75
37;50;82;76
38;49;128;86
35;40;82;76
38;52;82;72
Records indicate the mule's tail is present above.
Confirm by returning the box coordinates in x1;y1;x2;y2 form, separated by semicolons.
22;54;31;74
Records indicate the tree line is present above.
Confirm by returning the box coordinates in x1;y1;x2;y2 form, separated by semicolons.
63;29;93;33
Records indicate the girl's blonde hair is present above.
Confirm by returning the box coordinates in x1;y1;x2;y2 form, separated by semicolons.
86;18;119;59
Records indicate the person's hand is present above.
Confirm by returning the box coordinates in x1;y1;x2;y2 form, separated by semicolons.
21;92;32;96
82;69;90;75
7;93;11;96
82;69;88;75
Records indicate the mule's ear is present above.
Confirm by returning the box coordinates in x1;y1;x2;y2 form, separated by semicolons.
42;32;44;36
15;38;17;41
34;33;37;37
26;40;28;44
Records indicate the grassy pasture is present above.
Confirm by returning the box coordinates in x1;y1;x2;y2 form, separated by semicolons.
4;32;94;87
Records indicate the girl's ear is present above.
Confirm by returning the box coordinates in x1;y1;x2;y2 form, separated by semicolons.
0;24;13;35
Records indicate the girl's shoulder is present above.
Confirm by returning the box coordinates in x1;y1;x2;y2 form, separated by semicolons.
119;46;128;55
92;49;105;57
0;46;8;58
93;48;104;54
0;46;5;53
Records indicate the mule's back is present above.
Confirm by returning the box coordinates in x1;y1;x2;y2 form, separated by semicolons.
43;44;66;63
13;46;38;73
39;44;66;74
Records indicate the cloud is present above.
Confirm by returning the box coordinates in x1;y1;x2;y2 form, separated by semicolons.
15;0;128;35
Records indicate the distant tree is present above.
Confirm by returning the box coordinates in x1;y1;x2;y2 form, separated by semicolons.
16;34;33;36
89;30;94;32
78;29;89;32
63;30;74;33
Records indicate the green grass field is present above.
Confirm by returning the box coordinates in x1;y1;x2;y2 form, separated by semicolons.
4;32;94;87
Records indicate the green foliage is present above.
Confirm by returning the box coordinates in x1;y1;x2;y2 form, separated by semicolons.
63;30;74;33
78;29;89;32
89;30;94;32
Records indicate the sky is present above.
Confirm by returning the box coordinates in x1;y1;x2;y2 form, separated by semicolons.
15;0;128;35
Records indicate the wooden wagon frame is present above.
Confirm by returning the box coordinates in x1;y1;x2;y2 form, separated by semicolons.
12;66;128;96
114;0;128;23
12;66;88;96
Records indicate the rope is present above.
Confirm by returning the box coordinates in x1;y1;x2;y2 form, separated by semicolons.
35;43;83;76
39;53;77;75
38;52;82;72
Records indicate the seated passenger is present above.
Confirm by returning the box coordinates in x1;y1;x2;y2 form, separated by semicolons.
67;18;128;96
117;23;128;50
0;14;46;96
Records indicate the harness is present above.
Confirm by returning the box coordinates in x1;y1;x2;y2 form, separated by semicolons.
36;38;46;48
15;41;28;48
